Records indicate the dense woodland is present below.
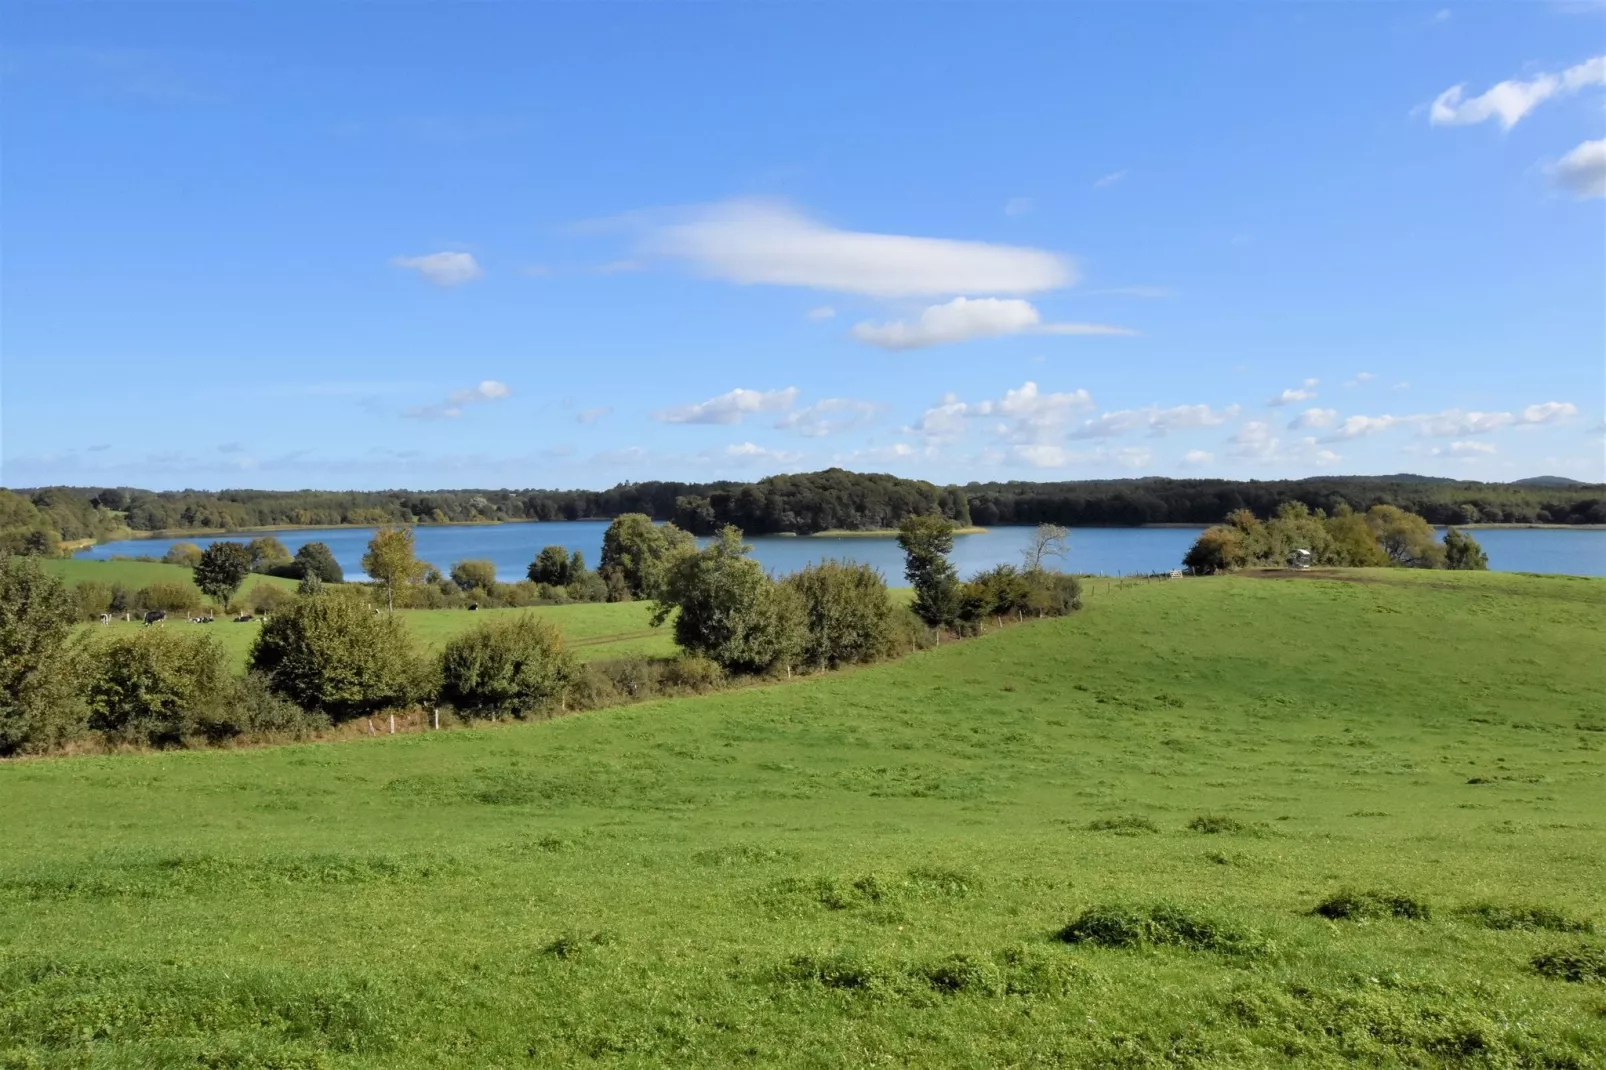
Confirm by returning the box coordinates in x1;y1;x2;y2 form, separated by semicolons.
1;470;1601;552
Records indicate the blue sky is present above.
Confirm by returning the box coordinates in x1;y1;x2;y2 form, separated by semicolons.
2;3;1602;491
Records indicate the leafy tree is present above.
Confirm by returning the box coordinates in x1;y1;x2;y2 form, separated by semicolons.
1366;505;1446;568
1443;528;1489;571
1323;506;1389;567
296;571;325;597
782;560;894;669
0;557;87;754
897;515;962;631
653;526;803;674
162;542;203;567
1021;524;1070;571
248;584;293;616
528;545;580;586
249;591;419;719
293;541;343;583
449;559;499;593
74;580;115;619
1024;570;1083;617
362;526;427;612
246;536;293;573
600;514;696;600
961;564;1034;631
87;629;233;747
438;615;577;719
193;541;253;608
1183;526;1248;574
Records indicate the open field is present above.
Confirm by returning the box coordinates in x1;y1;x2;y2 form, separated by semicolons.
36;557;297;593
2;571;1604;1067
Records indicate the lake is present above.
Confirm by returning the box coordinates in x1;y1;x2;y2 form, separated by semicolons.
78;523;1606;580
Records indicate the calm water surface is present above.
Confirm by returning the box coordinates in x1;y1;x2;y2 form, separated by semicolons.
80;523;1606;580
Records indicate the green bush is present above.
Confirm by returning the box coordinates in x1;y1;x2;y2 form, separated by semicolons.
87;629;234;747
248;584;293;616
654;527;804;675
0;557;88;754
449;559;498;593
1057;903;1269;956
1313;889;1432;921
74;580;115;619
292;541;344;583
782;560;894;669
437;614;577;719
659;653;724;693
161;541;203;567
249;592;419;720
1443;528;1489;571
136;581;203;613
200;672;329;742
1531;943;1606;983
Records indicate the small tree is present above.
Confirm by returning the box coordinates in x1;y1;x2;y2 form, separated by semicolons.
438;615;577;719
87;629;233;747
248;584;293;616
600;514;696;600
249;592;419;720
296;571;325;597
362;526;427;612
1366;505;1445;569
1443;528;1489;571
528;545;577;586
1022;524;1070;571
653;526;803;675
246;536;293;573
782;560;894;669
0;557;87;754
897;515;961;633
449;559;499;593
1183;526;1247;574
162;542;203;567
194;541;253;609
293;541;344;583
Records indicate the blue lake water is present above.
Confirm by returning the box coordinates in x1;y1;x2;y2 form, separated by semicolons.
78;523;1606;581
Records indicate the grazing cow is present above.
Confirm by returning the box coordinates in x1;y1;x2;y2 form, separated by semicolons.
234;614;254;623
143;610;167;626
467;603;479;611
99;613;112;625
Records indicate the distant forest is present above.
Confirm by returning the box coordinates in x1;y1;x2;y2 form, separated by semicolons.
3;470;1602;550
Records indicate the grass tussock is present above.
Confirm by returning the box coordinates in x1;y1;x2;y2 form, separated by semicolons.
1085;814;1160;835
1055;903;1272;957
1313;889;1433;922
1531;944;1606;983
775;944;1083;999
1186;814;1264;836
1459;903;1594;933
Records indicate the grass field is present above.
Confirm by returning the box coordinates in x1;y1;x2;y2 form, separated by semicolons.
38;557;298;593
2;570;1603;1067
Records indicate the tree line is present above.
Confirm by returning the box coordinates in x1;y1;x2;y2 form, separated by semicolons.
1;515;1085;757
8;470;1596;553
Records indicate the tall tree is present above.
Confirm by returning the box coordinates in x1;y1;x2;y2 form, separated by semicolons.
193;542;254;610
599;514;696;600
528;544;576;586
246;536;293;572
293;541;344;583
1021;524;1070;571
652;526;803;675
897;515;962;633
449;559;498;592
1443;528;1489;571
0;557;86;754
362;526;427;613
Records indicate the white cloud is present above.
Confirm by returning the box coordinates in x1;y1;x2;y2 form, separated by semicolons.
1288;407;1339;430
576;406;611;424
851;296;1134;350
1551;139;1606;198
643;199;1073;297
1003;196;1034;216
1429;55;1606;129
1521;401;1579;424
655;387;798;425
1344;372;1376;387
1432;440;1498;457
1068;403;1240;439
404;380;510;419
391;251;484;287
1007;444;1151;469
712;441;804;466
1181;449;1214;468
913;381;1095;444
774;397;881;438
1229;422;1342;465
1093;170;1128;189
1321;414;1403;441
1393;381;1411;391
1267;386;1318;406
806;305;837;320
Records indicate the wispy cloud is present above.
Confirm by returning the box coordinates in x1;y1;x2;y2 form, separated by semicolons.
1092;170;1128;190
1551;139;1606;198
912;381;1095;445
1287;408;1339;430
1344;372;1376;387
641;198;1074;297
1428;54;1605;128
806;305;837;321
655;387;798;425
1067;403;1240;440
576;406;612;424
1180;449;1214;468
1003;196;1034;216
774;397;881;437
405;380;511;420
1432;440;1497;457
1267;380;1320;406
391;251;484;287
851;297;1134;350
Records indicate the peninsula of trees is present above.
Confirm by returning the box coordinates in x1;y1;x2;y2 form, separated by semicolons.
2;469;1602;553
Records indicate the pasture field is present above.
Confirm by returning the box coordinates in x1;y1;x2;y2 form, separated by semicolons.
36;557;297;593
2;571;1604;1067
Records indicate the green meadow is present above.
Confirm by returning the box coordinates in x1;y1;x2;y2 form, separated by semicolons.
38;557;297;594
3;570;1604;1067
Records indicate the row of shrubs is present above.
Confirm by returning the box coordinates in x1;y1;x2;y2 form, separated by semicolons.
3;521;1082;753
71;579;295;620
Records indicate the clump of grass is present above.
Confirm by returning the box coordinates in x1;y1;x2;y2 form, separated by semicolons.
1313;889;1432;921
777;945;1083;999
541;930;614;961
914;952;1004;996
1459;903;1593;933
691;842;793;867
774;951;899;993
1056;903;1270;956
1187;814;1257;835
1530;944;1606;983
1086;814;1160;835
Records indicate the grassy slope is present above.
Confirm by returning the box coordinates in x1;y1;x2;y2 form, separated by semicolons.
2;571;1603;1067
35;557;298;592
